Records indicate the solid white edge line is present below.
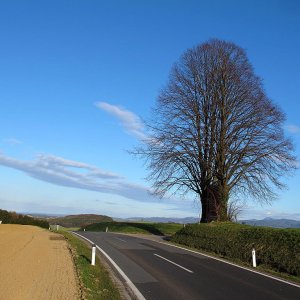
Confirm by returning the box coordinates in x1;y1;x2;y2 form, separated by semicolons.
154;240;300;288
72;232;146;300
154;253;193;273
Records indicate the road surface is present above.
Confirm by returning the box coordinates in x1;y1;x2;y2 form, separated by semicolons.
76;231;300;300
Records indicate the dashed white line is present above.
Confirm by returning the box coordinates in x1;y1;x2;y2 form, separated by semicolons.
154;253;194;273
115;237;127;243
154;240;300;288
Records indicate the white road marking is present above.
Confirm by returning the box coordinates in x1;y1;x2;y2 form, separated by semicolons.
73;232;300;289
154;241;300;288
115;237;127;243
154;253;194;273
72;232;146;300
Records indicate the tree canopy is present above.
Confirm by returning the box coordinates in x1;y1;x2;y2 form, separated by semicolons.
135;39;296;222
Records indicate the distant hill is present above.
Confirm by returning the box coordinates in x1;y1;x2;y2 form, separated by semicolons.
115;216;199;224
239;217;300;228
113;216;300;228
48;214;113;228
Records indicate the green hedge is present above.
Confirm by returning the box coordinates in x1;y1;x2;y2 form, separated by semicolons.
171;222;300;276
82;221;183;236
83;221;165;235
0;209;49;229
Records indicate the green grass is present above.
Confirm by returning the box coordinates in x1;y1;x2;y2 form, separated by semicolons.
55;226;80;231
59;230;121;300
150;222;185;235
82;221;184;236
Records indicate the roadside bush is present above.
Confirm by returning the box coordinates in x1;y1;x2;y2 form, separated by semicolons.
171;222;300;276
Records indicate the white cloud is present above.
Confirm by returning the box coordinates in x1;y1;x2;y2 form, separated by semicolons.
95;102;147;140
3;138;22;145
35;154;121;179
0;152;157;203
285;124;300;134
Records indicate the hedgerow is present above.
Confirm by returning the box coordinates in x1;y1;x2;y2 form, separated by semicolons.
171;222;300;276
82;221;183;236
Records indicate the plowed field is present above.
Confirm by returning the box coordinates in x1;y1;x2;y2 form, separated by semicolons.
0;224;80;300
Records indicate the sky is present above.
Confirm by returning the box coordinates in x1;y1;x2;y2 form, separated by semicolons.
0;0;299;220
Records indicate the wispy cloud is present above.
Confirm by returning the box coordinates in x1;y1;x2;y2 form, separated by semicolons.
95;102;147;140
3;138;23;145
0;152;157;203
285;124;300;134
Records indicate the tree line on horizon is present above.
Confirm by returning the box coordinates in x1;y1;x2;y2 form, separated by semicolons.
0;209;49;228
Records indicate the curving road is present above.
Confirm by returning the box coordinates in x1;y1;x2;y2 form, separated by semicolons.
75;231;300;300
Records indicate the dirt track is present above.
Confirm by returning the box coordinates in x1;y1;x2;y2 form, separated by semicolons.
0;224;80;300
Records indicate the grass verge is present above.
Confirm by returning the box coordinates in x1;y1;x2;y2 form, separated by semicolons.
59;230;121;300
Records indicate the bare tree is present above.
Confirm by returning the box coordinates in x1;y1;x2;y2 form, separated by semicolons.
134;39;296;222
227;198;245;222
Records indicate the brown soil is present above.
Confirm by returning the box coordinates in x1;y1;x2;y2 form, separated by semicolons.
0;224;80;300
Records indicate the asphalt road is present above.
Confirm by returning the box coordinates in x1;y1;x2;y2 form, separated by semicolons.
76;232;300;300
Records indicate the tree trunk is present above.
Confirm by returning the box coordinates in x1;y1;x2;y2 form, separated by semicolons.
200;188;218;223
200;184;229;222
216;184;229;221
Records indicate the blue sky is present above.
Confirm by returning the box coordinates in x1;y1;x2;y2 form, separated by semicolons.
0;0;299;220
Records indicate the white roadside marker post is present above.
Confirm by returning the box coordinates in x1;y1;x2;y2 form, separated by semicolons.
0;220;2;224
91;244;96;266
56;225;59;231
252;248;257;267
106;227;108;232
84;228;85;232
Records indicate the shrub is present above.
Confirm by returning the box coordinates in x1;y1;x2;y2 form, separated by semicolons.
171;222;300;276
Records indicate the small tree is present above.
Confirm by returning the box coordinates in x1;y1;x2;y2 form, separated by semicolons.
135;39;296;222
